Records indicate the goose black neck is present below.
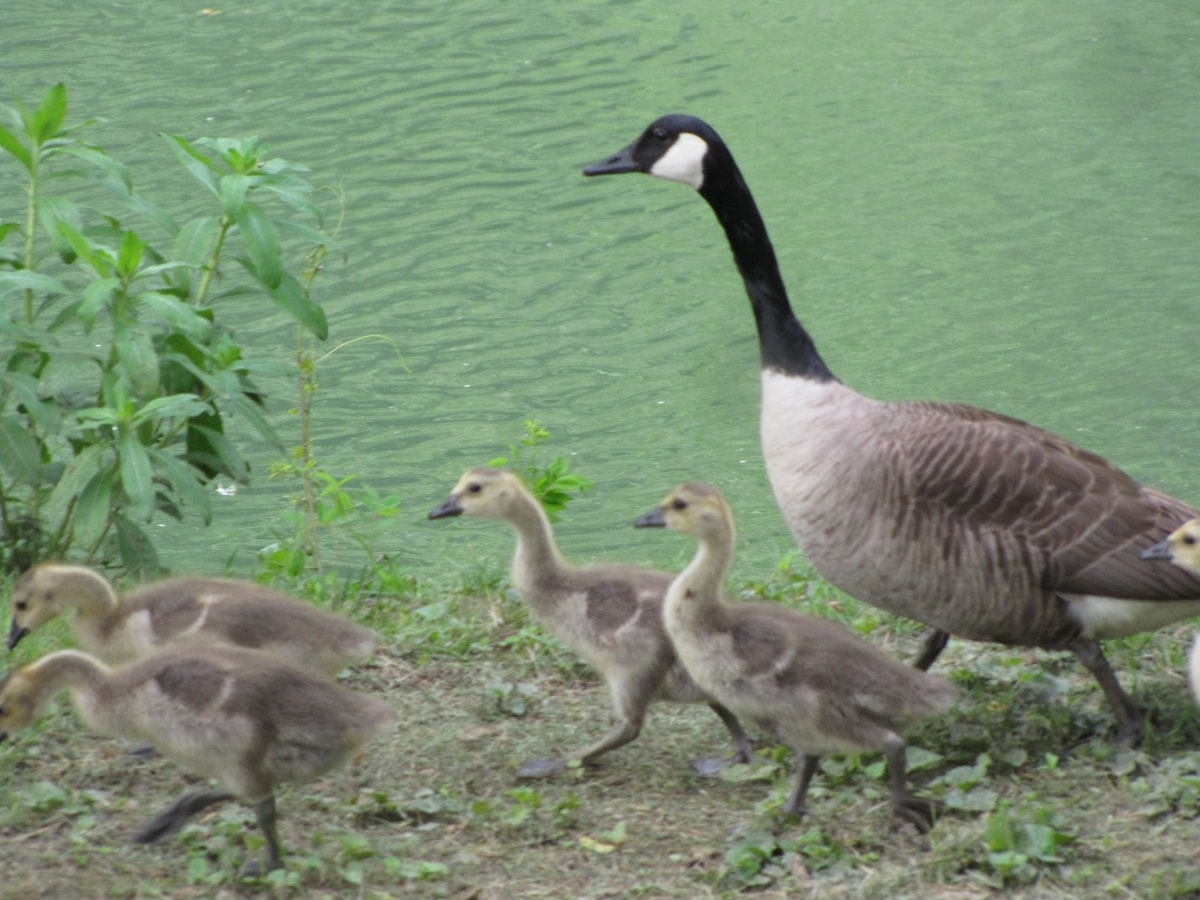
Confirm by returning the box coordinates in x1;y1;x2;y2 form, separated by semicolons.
698;156;835;382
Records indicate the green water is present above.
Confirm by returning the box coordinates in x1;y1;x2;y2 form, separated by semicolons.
2;0;1198;582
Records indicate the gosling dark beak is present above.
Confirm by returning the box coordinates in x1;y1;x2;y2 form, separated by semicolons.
583;141;641;177
633;507;666;529
7;619;28;651
428;497;464;520
0;731;7;744
1140;539;1173;561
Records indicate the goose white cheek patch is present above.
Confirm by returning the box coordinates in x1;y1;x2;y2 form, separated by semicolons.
649;133;708;189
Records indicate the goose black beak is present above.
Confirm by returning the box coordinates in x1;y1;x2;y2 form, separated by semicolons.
633;507;666;529
7;619;28;651
427;497;464;520
1140;539;1173;561
583;142;641;177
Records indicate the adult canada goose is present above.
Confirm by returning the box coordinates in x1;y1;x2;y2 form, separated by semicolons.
1141;519;1200;705
7;564;375;676
635;482;955;831
0;646;395;874
584;114;1200;744
428;467;753;776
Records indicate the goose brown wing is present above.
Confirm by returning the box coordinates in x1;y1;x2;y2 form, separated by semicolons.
897;401;1200;600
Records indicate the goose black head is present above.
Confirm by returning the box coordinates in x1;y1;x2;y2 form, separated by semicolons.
584;114;725;191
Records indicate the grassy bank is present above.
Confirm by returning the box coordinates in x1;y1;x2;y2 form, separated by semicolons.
2;560;1199;899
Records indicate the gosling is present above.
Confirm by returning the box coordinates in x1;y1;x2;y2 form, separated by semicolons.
429;467;753;777
1141;518;1200;706
0;645;395;874
8;563;375;676
636;483;956;831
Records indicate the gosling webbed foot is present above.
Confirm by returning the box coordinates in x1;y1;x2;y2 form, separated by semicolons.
133;790;233;844
891;792;943;833
515;757;569;778
690;748;753;777
128;742;158;759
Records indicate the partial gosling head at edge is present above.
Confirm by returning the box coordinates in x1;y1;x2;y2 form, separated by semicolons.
1141;519;1200;574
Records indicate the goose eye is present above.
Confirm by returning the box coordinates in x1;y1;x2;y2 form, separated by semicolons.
672;498;688;510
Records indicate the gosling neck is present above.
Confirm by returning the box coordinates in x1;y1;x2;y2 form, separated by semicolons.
668;525;736;629
48;565;120;620
27;649;110;708
504;491;572;596
697;155;835;383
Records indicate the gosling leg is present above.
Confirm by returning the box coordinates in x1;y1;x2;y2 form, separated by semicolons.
781;754;820;817
133;789;233;844
883;737;941;833
912;628;950;671
691;701;755;776
1070;636;1144;746
516;674;653;778
253;795;285;874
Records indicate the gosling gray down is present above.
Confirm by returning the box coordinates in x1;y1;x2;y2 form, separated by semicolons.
1141;519;1200;706
0;645;395;874
7;563;375;676
428;467;753;776
585;114;1200;744
636;482;956;831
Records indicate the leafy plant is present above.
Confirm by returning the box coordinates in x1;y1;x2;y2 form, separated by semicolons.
0;83;332;573
982;800;1074;883
488;419;593;521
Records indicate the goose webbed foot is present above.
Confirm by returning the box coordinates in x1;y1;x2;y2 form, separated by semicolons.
890;791;943;833
133;790;233;844
515;757;570;778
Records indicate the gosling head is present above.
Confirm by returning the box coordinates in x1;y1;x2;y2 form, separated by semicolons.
8;565;78;651
0;667;44;743
428;468;527;522
583;114;727;192
1141;518;1200;575
633;482;734;542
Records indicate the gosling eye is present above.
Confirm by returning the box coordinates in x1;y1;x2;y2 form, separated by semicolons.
467;483;482;494
14;601;26;612
672;498;688;511
1184;533;1197;546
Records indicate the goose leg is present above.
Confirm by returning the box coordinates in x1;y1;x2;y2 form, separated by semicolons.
912;628;950;671
1070;636;1144;746
782;754;820;816
133;789;234;844
246;795;284;875
516;676;650;778
883;738;941;832
691;701;755;776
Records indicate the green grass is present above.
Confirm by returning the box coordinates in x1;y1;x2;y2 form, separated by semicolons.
2;561;1200;898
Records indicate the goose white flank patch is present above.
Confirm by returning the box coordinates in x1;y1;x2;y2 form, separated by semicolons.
585;114;1200;745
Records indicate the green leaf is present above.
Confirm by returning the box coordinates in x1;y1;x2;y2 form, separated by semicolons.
161;133;221;198
146;447;212;524
219;173;251;220
116;229;145;279
113;327;160;397
0;269;71;299
0;122;31;170
119;428;154;520
236;201;283;289
0;415;41;484
46;444;112;518
112;511;159;575
31;83;67;145
78;278;119;329
263;270;327;338
130;393;210;426
74;469;116;549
